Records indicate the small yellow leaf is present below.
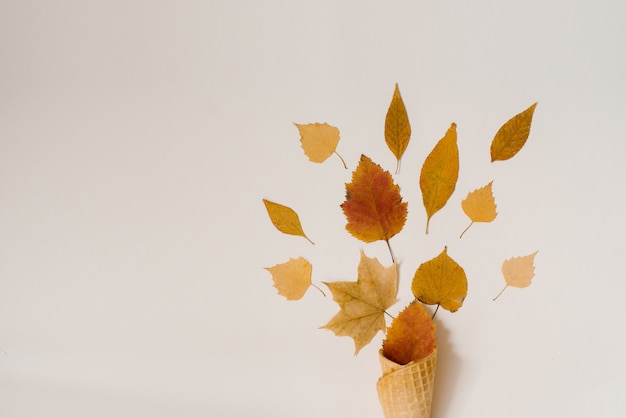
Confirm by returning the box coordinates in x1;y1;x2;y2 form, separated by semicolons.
493;251;538;300
294;122;346;167
384;84;412;174
411;247;468;313
265;257;313;300
420;123;459;234
460;181;498;238
490;103;538;162
321;250;398;355
262;199;314;244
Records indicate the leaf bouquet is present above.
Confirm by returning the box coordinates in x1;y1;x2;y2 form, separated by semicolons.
263;85;538;417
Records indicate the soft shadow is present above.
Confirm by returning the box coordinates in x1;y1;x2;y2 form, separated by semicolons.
430;320;463;418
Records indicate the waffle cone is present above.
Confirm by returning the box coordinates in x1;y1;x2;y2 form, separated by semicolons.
376;347;437;418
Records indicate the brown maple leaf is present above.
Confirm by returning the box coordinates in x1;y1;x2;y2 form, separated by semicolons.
321;250;398;354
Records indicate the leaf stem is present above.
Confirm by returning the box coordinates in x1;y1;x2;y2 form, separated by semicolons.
304;235;315;245
385;239;396;263
334;151;348;169
383;310;395;320
432;304;440;319
459;221;474;239
492;285;509;301
311;282;326;297
395;159;401;175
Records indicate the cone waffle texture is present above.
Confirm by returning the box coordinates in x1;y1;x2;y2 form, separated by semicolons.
376;347;437;418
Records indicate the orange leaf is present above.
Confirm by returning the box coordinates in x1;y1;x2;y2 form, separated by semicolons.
262;199;314;244
384;84;412;174
411;247;468;313
493;251;538;300
321;250;398;354
382;301;436;365
460;181;498;238
294;122;346;168
420;123;459;234
265;257;313;300
490;103;538;162
341;155;408;244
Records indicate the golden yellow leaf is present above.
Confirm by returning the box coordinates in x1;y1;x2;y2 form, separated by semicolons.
420;123;459;234
411;247;468;313
493;251;538;300
460;181;498;238
384;83;411;174
294;122;346;168
265;257;313;300
490;102;538;162
262;199;314;244
321;250;398;354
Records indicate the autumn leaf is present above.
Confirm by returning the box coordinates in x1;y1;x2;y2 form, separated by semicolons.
321;250;398;355
460;181;498;238
262;199;314;244
341;155;407;260
265;257;313;300
382;301;436;365
420;123;459;234
490;103;538;162
384;83;412;174
411;247;468;314
493;251;538;300
294;122;347;168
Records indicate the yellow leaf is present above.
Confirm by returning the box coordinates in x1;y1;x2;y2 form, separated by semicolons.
265;257;313;300
411;247;468;313
321;250;398;355
493;251;538;300
262;199;314;244
460;181;498;238
420;123;459;234
384;84;411;174
490;103;538;162
294;122;346;168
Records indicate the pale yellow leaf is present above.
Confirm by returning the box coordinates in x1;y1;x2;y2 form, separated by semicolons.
265;257;313;300
294;122;345;167
493;251;538;300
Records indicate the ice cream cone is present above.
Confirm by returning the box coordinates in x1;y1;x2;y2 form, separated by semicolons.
376;347;437;418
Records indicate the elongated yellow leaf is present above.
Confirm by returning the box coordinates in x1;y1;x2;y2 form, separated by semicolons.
460;181;498;238
265;257;313;300
411;247;468;313
493;251;538;300
490;103;537;162
384;84;411;174
420;123;459;234
262;199;314;244
294;122;346;168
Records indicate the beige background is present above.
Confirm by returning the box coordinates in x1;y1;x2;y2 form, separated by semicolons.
1;1;625;417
